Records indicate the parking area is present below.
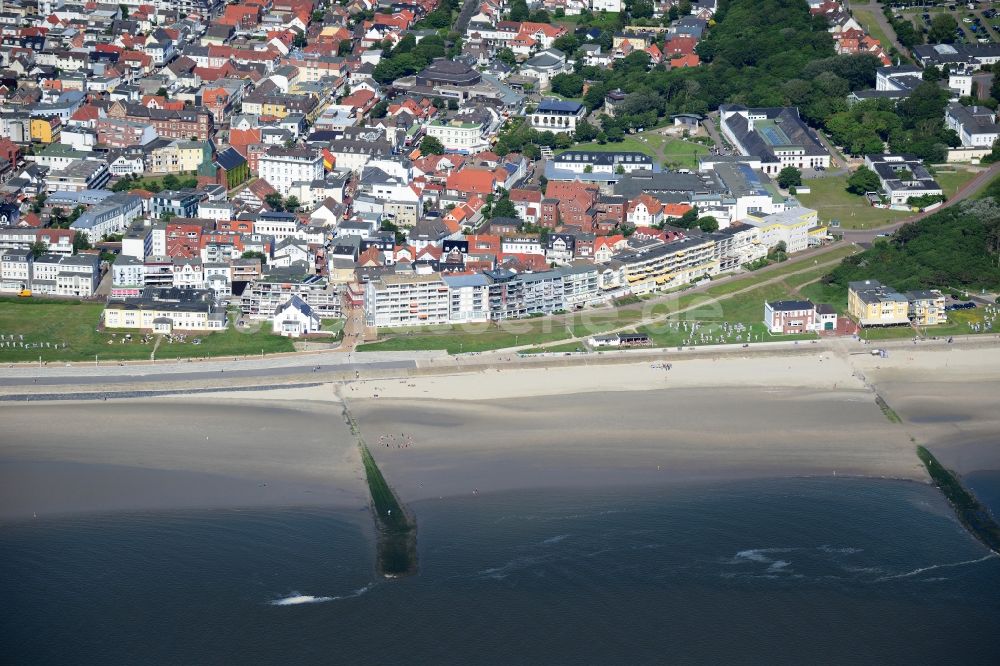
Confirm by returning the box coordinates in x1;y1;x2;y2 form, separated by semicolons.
893;2;1000;45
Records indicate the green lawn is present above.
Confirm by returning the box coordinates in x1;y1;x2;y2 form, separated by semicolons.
152;324;293;360
852;7;895;52
520;342;588;354
0;297;292;363
800;280;849;312
321;318;345;335
796;175;911;230
700;244;859;299
555;12;621;31
357;320;572;354
933;169;978;198
635;281;821;347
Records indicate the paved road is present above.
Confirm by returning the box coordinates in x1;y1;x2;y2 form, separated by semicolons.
454;0;479;34
701;115;725;151
0;352;427;387
849;2;908;56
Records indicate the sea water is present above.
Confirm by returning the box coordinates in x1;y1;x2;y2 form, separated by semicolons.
2;477;999;664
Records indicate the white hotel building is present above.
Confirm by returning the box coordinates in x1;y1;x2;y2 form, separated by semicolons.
258;148;324;196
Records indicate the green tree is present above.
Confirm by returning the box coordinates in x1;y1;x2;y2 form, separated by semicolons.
846;166;881;195
777;166;802;189
50;207;68;228
553;34;580;55
551;73;584;98
491;195;519;220
73;231;92;252
678;0;692;14
29;240;48;258
264;193;285;211
242;250;266;264
497;48;517;67
928;13;958;44
697;216;719;233
30;192;46;214
631;0;654;19
371;100;389;118
421;135;445;155
678;206;699;228
923;65;943;82
575;119;599;142
285;196;300;212
509;0;528;21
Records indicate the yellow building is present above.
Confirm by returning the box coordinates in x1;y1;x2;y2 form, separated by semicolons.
149;140;211;174
848;280;910;326
104;296;226;332
905;289;947;326
30;117;60;144
262;101;289;118
616;236;719;295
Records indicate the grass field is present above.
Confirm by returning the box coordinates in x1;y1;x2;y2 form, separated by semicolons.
635;280;821;347
795;175;911;230
321;318;345;335
0;297;293;363
852;7;896;53
520;342;588;354
933;169;978;198
357;320;572;354
555;11;621;31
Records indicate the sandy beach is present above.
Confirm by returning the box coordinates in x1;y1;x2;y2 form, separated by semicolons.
4;343;999;521
855;345;1000;475
340;350;917;502
0;395;366;522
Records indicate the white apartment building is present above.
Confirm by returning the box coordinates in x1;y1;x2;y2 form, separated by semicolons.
744;206;818;254
442;273;490;323
501;236;544;256
945;102;1000;148
529;99;588;133
197;201;233;222
258;148;323;196
425;119;489;153
364;272;451;327
172;258;205;290
254;212;299;242
54;254;100;297
0;249;32;292
112;255;146;298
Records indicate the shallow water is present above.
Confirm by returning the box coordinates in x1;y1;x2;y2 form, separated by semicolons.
2;477;999;664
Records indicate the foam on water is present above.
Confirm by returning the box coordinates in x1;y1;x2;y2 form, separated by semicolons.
731;548;797;564
270;584;372;606
270;594;334;606
818;546;863;555
875;553;999;582
541;534;570;545
767;560;791;573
